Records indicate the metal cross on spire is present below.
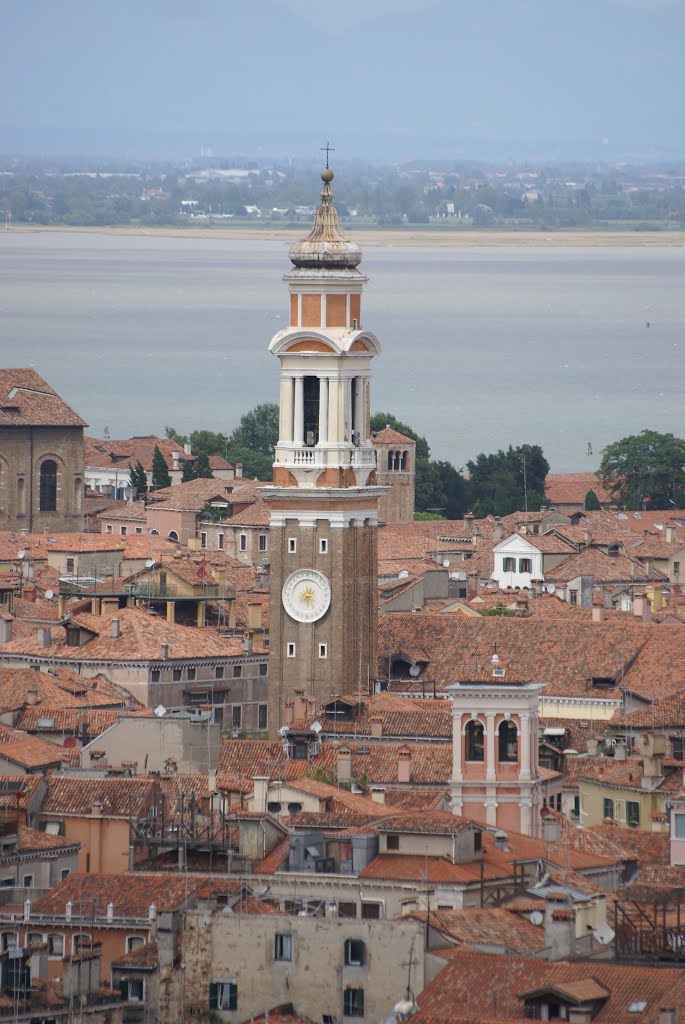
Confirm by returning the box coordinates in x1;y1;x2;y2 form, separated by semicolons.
321;140;335;168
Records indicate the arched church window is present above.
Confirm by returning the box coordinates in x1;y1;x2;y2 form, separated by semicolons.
387;451;394;471
498;720;518;763
401;450;408;470
39;460;57;512
465;720;484;762
303;375;320;446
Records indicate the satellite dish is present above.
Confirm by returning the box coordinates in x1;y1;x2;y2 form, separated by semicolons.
529;910;544;926
311;721;322;734
145;559;155;568
278;725;290;737
409;665;421;678
17;550;25;561
442;559;450;568
153;704;166;718
593;923;615;945
45;590;54;601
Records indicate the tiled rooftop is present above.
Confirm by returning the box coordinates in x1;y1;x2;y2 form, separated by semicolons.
42;776;158;817
0;369;87;428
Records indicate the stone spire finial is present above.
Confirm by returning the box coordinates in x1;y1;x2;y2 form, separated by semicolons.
289;166;362;270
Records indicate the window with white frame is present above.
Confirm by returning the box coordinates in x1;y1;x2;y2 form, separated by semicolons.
287;643;296;658
503;557;516;572
258;534;268;552
209;982;237;1011
274;933;292;961
48;934;64;956
200;532;207;549
319;643;328;659
674;813;685;839
288;538;297;553
319;538;328;554
126;936;144;953
239;534;247;552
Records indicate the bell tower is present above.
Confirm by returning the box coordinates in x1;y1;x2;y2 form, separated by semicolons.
263;165;385;732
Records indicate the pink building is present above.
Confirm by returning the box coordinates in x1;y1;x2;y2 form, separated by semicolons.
448;666;545;837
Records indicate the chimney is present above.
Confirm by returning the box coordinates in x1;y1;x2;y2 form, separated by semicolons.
38;626;51;648
542;813;561;843
282;701;294;726
397;747;412;784
107;902;114;922
592;591;605;623
544;892;576;958
584;528;592;547
235;463;243;479
0;614;13;644
586;738;600;756
23;899;31;922
336;746;353;784
91;801;103;817
666;526;676;545
633;592;650;622
370;787;386;804
111;618;121;639
65;901;72;922
243;631;253;656
494;830;508;850
370;717;383;739
171;451;181;470
472;525;481;547
26;688;39;706
160;643;169;660
516;594;529;616
614;741;627;761
183;441;192;456
531;576;543;598
252;776;269;814
659;1011;675;1024
493;519;504;543
292;689;308;723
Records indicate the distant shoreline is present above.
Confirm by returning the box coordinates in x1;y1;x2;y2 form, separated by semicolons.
8;224;685;247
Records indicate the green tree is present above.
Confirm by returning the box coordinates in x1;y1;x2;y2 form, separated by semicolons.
151;446;171;490
467;444;549;517
165;426;187;446
181;459;196;482
599;430;685;510
225;444;273;481
370;412;429;460
195;452;214;479
584;488;602;510
229;403;280;457
129;460;148;496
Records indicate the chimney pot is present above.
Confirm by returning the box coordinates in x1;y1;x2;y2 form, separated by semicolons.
0;615;13;644
111;618;121;639
160;643;169;660
26;688;39;706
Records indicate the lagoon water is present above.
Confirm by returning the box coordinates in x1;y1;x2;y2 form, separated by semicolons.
1;231;683;471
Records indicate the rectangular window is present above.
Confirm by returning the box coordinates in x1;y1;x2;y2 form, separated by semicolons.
288;538;297;553
233;665;242;678
518;558;533;573
287;643;296;658
239;534;247;552
319;643;328;659
60;869;70;881
259;534;268;552
123;979;145;1002
187;667;196;682
22;875;33;888
173;668;182;682
150;669;160;683
135;527;143;534
274;933;292;961
259;663;268;676
218;534;224;550
344;988;365;1018
603;797;614;820
386;834;400;851
106;524;113;534
569;590;578;606
201;532;207;549
258;705;268;730
344;938;365;966
120;526;127;536
215;666;224;680
672;737;685;760
361;903;380;920
503;557;516;572
674;813;685;839
626;801;641;827
48;933;64;956
65;557;75;574
209;982;237;1012
319;538;328;554
674;561;681;576
474;831;482;852
232;706;242;728
338;902;357;919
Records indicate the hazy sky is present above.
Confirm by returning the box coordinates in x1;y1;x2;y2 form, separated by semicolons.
4;0;683;160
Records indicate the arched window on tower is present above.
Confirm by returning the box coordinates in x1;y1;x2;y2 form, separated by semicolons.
465;720;484;762
303;375;319;447
39;460;57;512
401;450;408;470
498;720;518;763
387;451;394;471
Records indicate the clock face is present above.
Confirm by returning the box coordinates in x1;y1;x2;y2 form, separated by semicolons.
282;568;331;623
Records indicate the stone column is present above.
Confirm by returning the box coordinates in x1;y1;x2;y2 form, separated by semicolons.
344;377;352;443
318;377;329;445
279;377;294;443
452;712;463;782
293;375;304;445
353;377;363;441
486;713;497;782
519;713;531;781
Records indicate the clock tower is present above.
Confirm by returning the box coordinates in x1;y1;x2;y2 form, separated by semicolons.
263;165;385;732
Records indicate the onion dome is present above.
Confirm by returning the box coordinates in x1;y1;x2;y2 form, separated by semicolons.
289;168;361;269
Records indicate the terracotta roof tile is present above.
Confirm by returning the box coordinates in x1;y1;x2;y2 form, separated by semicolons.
371;427;417;446
32;872;202;918
41;776;157;817
545;474;612;506
18;825;79;853
0;369;87;428
0;731;64;769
